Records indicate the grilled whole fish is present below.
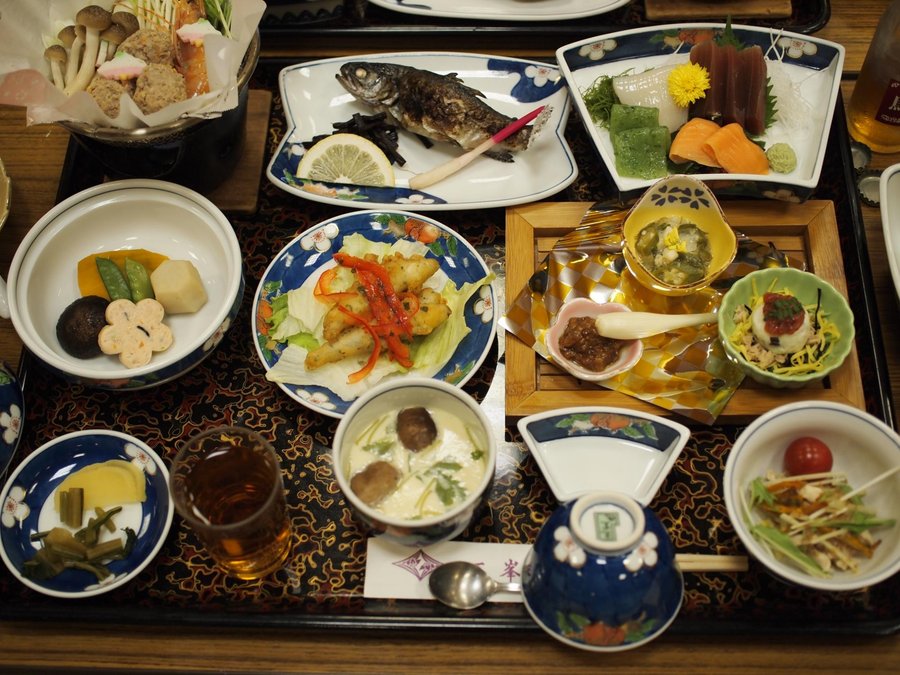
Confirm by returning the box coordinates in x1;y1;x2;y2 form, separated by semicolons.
336;61;549;162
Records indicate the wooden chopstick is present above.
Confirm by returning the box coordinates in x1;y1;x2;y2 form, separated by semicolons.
675;554;749;573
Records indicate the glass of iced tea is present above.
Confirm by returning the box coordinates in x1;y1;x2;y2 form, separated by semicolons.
171;427;292;579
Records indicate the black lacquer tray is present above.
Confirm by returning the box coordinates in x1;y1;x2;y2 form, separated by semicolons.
0;57;896;636
259;0;830;47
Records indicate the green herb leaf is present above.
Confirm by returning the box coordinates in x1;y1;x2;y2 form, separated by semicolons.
751;524;827;577
363;438;394;458
749;477;775;507
582;75;618;128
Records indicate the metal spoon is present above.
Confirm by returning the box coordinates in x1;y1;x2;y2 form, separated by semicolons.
428;561;521;610
594;311;717;340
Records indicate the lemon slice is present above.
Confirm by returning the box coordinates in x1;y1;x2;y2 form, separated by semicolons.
296;133;395;187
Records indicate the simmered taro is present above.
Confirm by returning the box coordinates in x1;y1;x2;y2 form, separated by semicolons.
396;407;437;451
56;295;110;359
558;316;624;373
350;460;401;507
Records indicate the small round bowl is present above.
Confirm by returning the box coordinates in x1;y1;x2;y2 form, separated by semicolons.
332;377;497;547
622;175;737;296
0;429;173;598
522;492;683;651
718;268;854;388
723;402;900;592
6;180;244;389
545;298;643;382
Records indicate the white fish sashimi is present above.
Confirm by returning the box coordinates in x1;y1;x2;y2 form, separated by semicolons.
613;64;688;133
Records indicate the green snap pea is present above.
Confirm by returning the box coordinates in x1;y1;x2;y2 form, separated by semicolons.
124;257;154;301
95;257;132;301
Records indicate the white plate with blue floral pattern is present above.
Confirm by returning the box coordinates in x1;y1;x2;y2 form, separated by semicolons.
266;52;576;211
252;210;497;418
0;430;172;598
518;407;690;505
556;24;845;202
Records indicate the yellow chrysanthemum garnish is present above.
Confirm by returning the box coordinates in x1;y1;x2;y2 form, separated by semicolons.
668;62;711;108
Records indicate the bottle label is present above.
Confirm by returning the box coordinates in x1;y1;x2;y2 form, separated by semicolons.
876;79;900;127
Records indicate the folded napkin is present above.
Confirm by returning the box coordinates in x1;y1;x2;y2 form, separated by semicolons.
364;537;528;602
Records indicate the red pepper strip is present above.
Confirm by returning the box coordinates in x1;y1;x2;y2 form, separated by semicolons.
336;304;380;384
314;267;356;303
356;269;413;368
333;253;413;337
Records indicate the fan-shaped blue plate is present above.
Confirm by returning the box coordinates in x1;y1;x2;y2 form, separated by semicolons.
0;430;172;598
0;363;24;480
252;210;497;418
266;51;576;211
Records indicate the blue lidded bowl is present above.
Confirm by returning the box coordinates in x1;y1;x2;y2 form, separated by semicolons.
522;492;683;651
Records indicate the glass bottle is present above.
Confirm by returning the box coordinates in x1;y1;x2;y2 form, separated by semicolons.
847;0;900;153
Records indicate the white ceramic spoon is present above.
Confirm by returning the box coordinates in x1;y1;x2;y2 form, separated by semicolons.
594;311;717;340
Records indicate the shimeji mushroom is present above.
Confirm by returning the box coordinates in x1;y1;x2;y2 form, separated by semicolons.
96;22;127;67
44;45;67;91
64;5;112;95
57;25;82;89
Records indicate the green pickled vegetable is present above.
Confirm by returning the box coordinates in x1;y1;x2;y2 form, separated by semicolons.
609;104;660;136
612;126;670;179
60;488;84;529
124;258;154;301
95;257;132;301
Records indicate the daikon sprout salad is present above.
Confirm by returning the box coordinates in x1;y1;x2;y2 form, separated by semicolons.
556;23;845;200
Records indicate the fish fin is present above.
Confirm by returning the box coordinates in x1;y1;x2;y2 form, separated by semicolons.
443;71;488;99
484;148;515;163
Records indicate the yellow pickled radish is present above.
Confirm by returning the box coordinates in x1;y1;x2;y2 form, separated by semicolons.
54;460;146;512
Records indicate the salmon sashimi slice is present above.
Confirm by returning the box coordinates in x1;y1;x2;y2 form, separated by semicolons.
702;123;769;174
669;117;722;166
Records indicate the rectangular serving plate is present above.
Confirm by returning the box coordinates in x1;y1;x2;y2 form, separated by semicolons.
505;200;866;423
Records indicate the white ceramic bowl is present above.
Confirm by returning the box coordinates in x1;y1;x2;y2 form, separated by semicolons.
5;180;243;389
723;401;900;592
332;377;496;547
880;162;900;300
545;298;643;381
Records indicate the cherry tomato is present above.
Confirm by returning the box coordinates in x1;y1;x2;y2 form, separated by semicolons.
783;437;833;475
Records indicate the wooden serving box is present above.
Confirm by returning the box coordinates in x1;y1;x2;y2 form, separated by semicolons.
505;201;865;424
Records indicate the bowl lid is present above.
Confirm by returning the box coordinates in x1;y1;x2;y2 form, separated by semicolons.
569;492;645;555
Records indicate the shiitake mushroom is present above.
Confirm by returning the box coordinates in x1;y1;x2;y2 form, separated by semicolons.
56;295;109;359
396;407;437;452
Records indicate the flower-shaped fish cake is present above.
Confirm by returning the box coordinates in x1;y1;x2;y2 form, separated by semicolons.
98;298;173;368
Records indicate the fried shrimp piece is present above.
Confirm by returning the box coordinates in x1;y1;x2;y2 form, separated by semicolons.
381;254;440;293
305;326;375;371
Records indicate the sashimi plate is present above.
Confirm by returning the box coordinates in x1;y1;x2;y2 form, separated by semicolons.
881;163;900;301
556;24;845;202
252;210;497;418
266;52;576;211
366;0;630;22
